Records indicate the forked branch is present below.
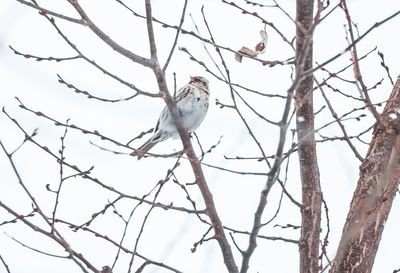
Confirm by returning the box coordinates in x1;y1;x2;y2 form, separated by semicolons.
144;1;238;272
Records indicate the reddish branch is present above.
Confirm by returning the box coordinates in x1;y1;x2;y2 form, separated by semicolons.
8;1;400;273
377;51;394;85
138;1;239;272
330;75;400;272
305;9;400;75
221;0;294;49
316;79;364;162
295;1;322;273
14;0;83;24
67;0;152;68
142;1;238;271
0;199;100;273
116;0;289;67
238;3;323;272
3;105;206;217
162;0;188;72
340;0;380;122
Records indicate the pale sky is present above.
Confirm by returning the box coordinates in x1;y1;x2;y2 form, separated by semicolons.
1;1;400;273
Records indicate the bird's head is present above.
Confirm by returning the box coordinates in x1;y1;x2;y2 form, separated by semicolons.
190;76;209;89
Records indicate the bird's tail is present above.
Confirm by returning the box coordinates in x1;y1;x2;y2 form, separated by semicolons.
134;131;167;159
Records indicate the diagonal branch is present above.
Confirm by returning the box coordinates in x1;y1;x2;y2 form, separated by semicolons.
14;0;84;24
67;0;154;68
145;0;157;60
315;78;364;162
341;0;380;122
305;8;400;75
162;0;188;73
115;0;290;67
144;1;238;272
0;253;10;273
239;2;324;272
0;200;99;273
330;75;400;273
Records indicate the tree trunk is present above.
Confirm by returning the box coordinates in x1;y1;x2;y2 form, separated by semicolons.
330;75;400;273
295;1;322;273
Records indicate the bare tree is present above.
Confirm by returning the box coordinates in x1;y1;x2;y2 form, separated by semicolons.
330;75;400;273
295;1;322;272
1;0;400;273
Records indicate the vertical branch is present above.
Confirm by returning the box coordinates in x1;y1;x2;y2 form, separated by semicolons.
145;0;157;60
239;2;323;271
330;76;400;273
295;1;322;273
162;0;188;73
68;0;153;68
340;0;381;122
144;1;238;272
51;124;69;231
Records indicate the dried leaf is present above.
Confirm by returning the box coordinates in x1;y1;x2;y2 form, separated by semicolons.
235;47;259;62
235;53;243;63
235;30;268;63
255;42;265;52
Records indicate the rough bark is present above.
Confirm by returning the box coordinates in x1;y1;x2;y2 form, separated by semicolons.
330;75;400;273
295;1;322;273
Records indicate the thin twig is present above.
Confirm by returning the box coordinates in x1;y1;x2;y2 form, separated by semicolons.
377;51;394;86
305;9;400;75
162;0;188;73
144;1;238;272
6;234;69;259
51;123;69;232
9;45;81;62
341;0;380;122
240;3;324;272
221;0;294;49
3;107;204;216
68;0;154;68
0;201;99;273
0;252;11;273
14;0;83;24
115;0;290;66
315;78;364;161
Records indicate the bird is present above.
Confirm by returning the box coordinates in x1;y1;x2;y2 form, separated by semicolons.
135;76;209;159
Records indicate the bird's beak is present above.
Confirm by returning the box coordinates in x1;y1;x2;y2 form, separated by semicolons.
190;76;195;83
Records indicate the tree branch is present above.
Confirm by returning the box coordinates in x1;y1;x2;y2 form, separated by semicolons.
341;0;380;122
295;1;322;272
305;8;400;75
162;0;188;73
67;0;154;68
330;75;400;272
14;0;84;24
0;253;10;273
144;1;238;272
315;78;364;162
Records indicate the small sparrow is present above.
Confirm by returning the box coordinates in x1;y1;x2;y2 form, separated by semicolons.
135;76;209;159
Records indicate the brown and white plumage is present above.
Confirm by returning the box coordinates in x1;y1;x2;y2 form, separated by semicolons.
135;76;209;159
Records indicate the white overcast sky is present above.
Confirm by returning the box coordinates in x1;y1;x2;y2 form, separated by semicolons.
1;1;400;273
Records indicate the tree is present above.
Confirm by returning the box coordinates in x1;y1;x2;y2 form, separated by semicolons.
1;0;399;272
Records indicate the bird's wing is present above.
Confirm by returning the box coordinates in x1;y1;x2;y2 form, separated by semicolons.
154;83;194;131
154;105;170;132
175;84;191;103
154;112;162;132
154;117;160;132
